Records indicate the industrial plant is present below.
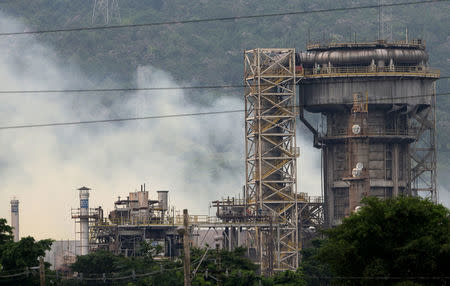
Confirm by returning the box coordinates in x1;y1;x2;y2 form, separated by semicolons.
68;39;439;275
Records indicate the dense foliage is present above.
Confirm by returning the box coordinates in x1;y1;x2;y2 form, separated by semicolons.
0;218;53;285
300;197;450;286
60;245;307;286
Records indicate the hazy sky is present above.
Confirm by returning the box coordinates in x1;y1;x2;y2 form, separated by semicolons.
0;12;448;241
0;12;323;240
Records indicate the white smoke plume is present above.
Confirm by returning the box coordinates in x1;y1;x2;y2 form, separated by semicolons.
0;12;322;240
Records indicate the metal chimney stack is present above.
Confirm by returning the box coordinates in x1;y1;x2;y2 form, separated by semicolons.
10;198;19;242
78;186;90;255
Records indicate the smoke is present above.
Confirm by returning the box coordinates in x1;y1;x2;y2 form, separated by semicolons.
0;13;323;240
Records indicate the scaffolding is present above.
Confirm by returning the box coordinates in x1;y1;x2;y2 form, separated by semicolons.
244;49;299;273
408;82;437;202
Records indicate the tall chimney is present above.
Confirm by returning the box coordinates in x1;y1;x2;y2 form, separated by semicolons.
10;198;19;242
78;186;90;255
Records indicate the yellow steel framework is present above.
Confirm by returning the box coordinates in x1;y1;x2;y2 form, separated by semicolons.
244;49;299;274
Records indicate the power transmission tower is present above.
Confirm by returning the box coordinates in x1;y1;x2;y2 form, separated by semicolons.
378;0;392;41
92;0;121;25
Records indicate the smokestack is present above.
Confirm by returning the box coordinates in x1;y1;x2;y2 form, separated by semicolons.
78;186;90;255
10;198;19;242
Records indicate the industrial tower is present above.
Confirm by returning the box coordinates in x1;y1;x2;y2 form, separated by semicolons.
71;186;98;255
244;49;299;273
297;40;439;226
239;39;439;271
10;198;19;242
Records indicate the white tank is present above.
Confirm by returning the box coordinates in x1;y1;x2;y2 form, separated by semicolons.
78;187;90;255
10;198;19;242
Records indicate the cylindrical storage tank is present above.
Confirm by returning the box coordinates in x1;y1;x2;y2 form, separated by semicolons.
78;186;90;255
157;190;169;211
10;198;19;242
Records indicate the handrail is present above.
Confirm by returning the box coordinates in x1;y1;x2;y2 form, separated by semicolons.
298;65;439;78
94;215;226;227
322;129;419;137
306;39;426;50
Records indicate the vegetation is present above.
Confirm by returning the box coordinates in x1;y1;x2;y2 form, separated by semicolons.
0;218;54;285
300;196;450;285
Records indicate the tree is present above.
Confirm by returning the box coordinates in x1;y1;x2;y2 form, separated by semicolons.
0;227;53;286
299;239;332;286
265;269;307;286
0;236;53;270
190;246;259;285
70;250;123;275
0;218;13;246
316;197;450;286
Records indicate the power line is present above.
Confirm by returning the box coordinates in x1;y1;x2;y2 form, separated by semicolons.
0;110;244;130
0;76;448;95
0;84;243;94
0;92;448;131
0;0;447;36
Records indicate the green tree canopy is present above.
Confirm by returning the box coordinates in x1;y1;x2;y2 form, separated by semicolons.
0;236;53;270
0;218;13;246
316;196;450;286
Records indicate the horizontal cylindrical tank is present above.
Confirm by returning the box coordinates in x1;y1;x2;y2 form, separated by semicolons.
297;43;428;67
157;190;169;211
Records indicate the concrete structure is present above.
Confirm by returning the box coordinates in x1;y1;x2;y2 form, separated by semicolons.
296;40;439;226
10;198;19;242
44;240;77;271
78;187;90;255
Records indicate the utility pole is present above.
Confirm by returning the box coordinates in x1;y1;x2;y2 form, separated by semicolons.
39;257;46;286
183;209;191;286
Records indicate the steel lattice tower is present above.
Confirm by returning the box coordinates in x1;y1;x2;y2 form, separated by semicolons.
379;0;393;41
408;82;437;202
92;0;121;24
244;49;299;273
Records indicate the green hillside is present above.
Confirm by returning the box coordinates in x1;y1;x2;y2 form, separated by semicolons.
1;0;450;182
